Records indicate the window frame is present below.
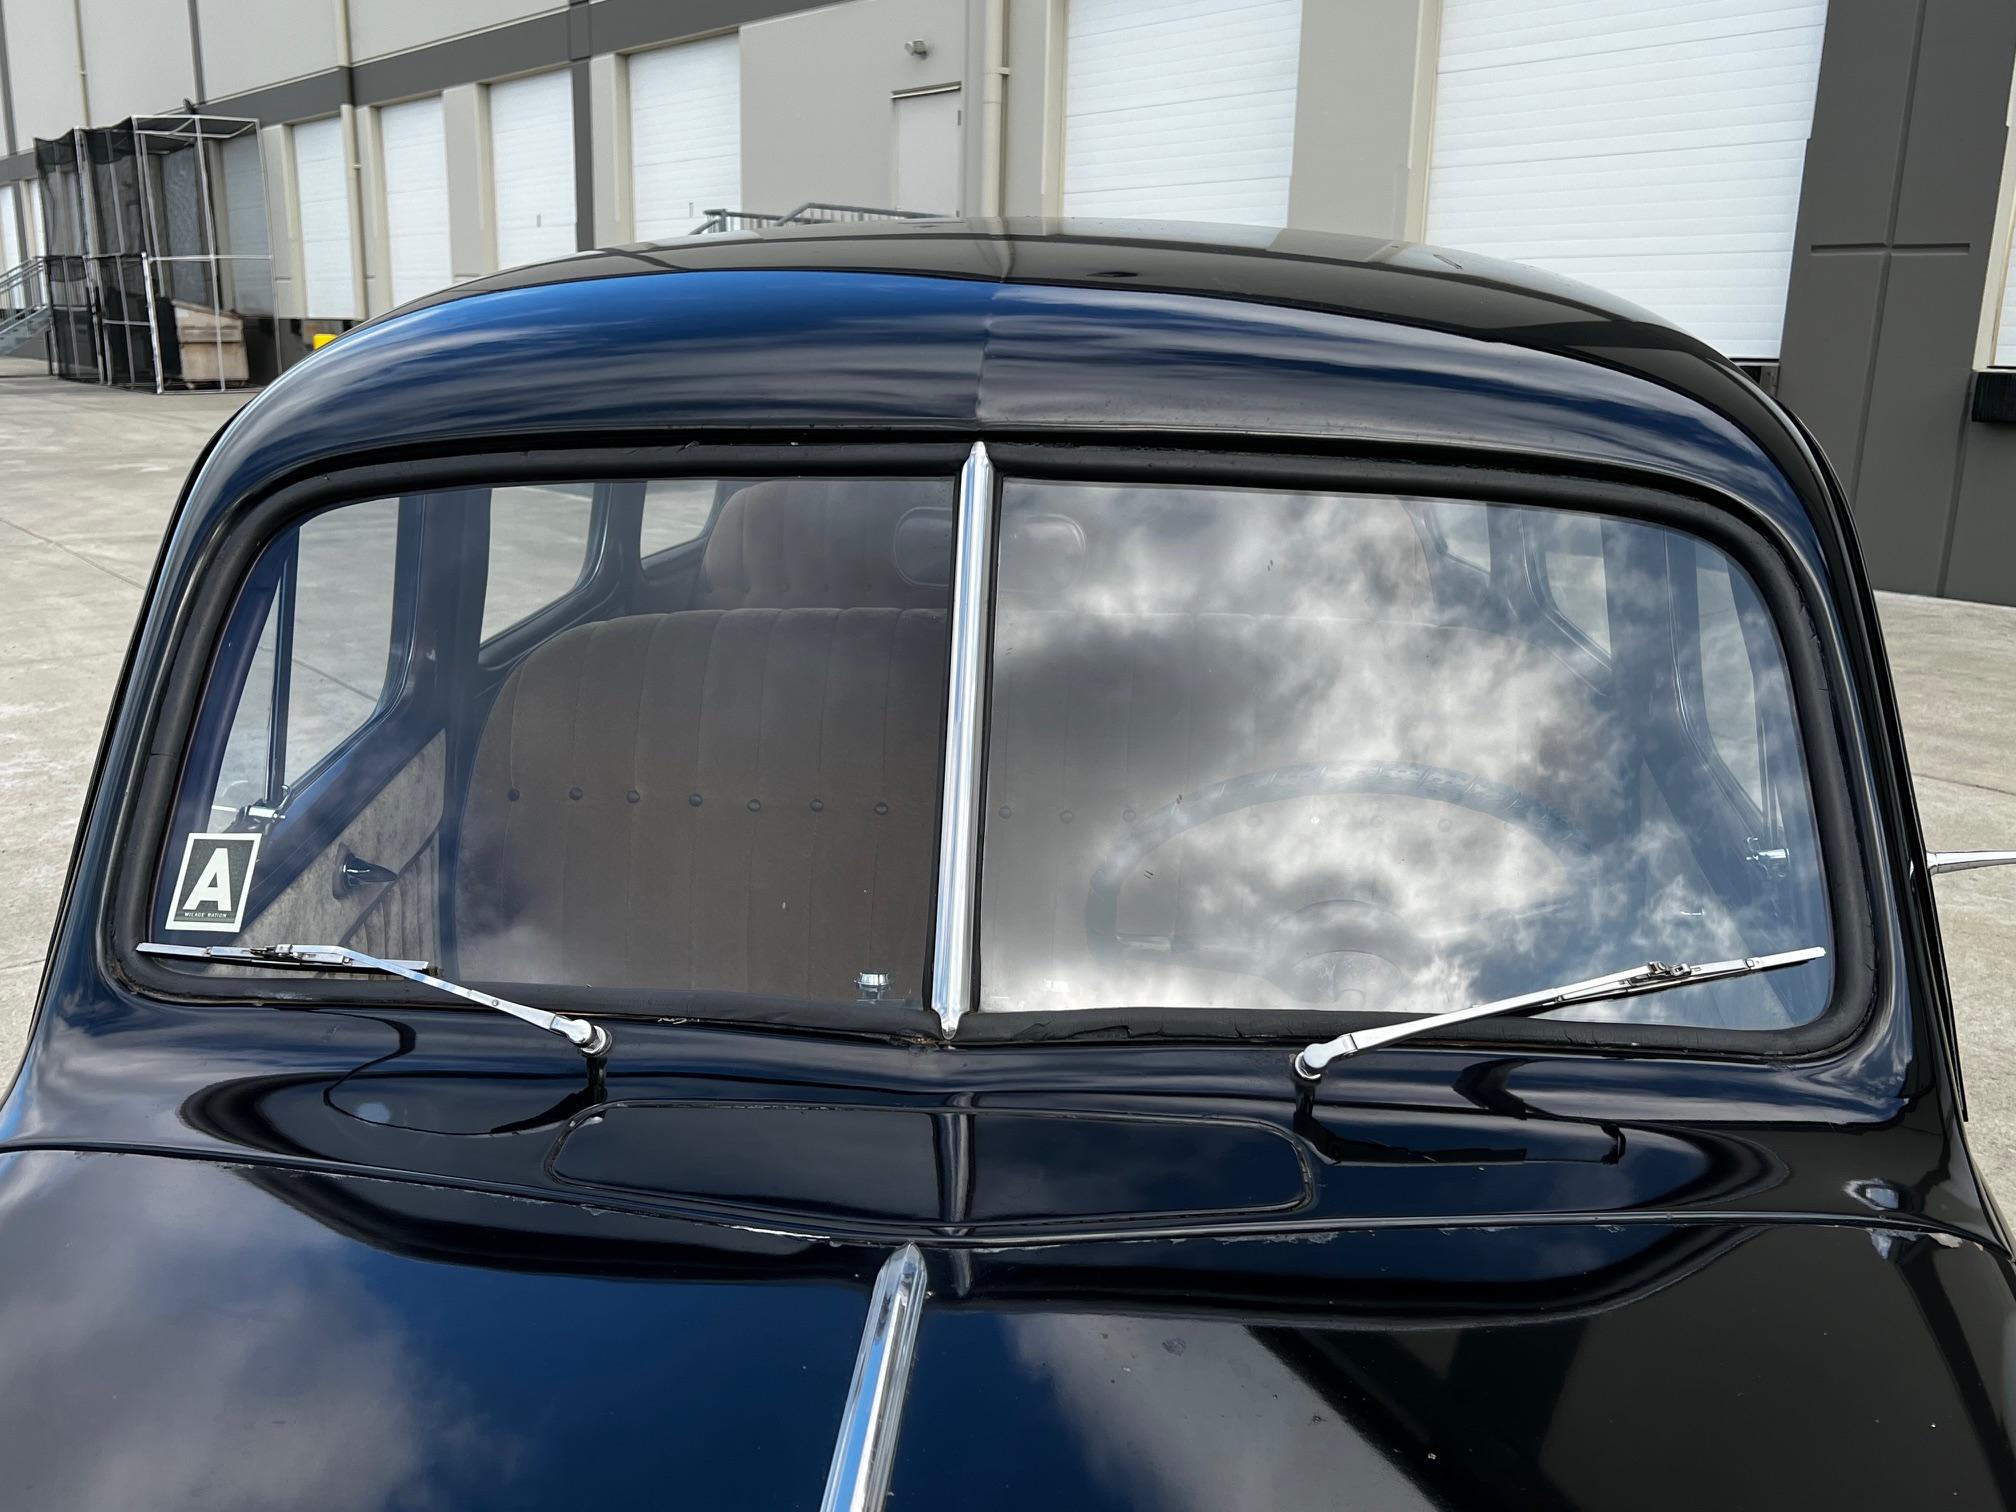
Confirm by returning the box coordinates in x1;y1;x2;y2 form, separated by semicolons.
109;439;1879;1063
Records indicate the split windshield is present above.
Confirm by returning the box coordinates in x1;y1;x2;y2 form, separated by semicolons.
151;469;1833;1033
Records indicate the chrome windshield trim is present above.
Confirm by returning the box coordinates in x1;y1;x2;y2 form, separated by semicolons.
930;441;996;1035
820;1243;929;1512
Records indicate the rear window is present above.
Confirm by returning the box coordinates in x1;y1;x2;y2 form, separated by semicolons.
975;481;1831;1031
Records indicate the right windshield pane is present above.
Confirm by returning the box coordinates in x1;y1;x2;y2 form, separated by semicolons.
977;482;1832;1031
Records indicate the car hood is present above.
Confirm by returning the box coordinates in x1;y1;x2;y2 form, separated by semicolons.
0;1148;2010;1511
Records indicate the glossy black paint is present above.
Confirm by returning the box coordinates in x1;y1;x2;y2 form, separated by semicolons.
3;223;2007;1509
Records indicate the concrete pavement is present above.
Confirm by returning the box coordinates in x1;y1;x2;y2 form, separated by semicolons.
2;375;2013;1198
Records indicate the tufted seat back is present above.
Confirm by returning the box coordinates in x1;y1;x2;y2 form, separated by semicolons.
692;481;948;611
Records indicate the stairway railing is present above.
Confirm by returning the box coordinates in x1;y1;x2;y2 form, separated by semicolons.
689;203;934;235
0;257;51;356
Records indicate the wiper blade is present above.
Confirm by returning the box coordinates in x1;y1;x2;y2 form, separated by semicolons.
138;941;612;1058
1292;945;1826;1082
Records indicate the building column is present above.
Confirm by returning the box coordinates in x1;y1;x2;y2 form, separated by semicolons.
1285;0;1437;239
588;50;626;246
442;82;491;280
1777;0;2016;601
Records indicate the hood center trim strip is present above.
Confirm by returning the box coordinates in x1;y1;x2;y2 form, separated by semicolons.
820;1242;928;1512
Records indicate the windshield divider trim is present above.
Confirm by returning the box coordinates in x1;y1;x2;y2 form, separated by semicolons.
930;442;995;1036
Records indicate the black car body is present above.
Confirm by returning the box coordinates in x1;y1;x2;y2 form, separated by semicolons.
4;221;2012;1510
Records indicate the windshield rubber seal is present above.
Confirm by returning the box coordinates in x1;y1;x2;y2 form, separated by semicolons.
101;434;1878;1065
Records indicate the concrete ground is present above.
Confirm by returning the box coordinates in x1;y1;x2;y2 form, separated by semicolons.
1;375;2013;1194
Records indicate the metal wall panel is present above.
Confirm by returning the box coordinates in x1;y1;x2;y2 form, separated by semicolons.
488;68;575;268
1428;0;1827;361
380;95;451;305
627;33;741;242
291;116;356;319
1062;0;1302;225
1778;0;2016;603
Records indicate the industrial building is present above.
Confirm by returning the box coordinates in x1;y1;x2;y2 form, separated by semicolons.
0;0;2009;604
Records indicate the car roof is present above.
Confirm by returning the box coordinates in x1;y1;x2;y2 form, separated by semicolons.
381;216;1766;433
184;218;1838;572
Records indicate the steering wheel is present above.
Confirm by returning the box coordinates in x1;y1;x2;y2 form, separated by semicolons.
1083;761;1595;1004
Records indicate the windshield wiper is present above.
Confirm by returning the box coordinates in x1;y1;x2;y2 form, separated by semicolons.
138;941;613;1058
1291;945;1826;1082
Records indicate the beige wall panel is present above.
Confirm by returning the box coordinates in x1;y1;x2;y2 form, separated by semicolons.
741;0;964;212
195;0;339;101
346;0;558;64
77;0;195;121
3;0;86;143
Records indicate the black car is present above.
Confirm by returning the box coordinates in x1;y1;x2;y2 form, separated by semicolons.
6;221;2015;1511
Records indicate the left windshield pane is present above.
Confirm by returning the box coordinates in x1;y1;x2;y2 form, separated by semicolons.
152;476;957;1014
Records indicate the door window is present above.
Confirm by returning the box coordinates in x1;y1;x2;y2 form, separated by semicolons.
639;478;717;561
483;484;597;639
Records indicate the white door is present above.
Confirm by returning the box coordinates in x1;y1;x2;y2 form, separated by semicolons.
628;34;741;240
293;116;356;320
1063;0;1303;226
893;88;961;215
489;70;575;268
0;187;20;278
380;96;450;305
1426;0;1828;361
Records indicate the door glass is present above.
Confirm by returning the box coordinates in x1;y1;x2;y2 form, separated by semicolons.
639;478;717;560
1532;512;1609;652
288;499;399;782
212;610;277;828
483;484;597;639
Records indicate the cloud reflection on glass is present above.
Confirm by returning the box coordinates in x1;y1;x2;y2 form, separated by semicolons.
978;482;1831;1029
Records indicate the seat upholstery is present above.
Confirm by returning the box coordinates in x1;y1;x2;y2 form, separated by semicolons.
457;607;947;997
693;480;947;611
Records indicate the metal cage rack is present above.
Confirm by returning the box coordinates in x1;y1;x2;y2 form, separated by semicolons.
36;114;272;393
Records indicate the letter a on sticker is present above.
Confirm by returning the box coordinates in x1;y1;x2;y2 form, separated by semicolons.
183;848;236;912
167;832;262;933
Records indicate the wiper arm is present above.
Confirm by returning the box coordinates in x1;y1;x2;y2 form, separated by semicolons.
138;941;613;1058
1292;945;1826;1082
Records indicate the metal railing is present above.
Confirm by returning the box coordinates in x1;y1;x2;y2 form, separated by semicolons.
0;257;51;357
689;202;936;235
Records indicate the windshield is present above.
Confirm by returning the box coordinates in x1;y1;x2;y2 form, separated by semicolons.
152;475;956;1011
148;468;1834;1036
975;482;1833;1030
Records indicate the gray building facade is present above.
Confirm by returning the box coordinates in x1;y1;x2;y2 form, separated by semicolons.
0;0;2011;605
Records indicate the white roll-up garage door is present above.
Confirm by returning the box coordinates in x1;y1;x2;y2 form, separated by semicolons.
292;116;356;320
1426;0;1828;360
381;96;451;306
1063;0;1303;226
1;188;21;278
489;70;576;268
629;34;741;241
